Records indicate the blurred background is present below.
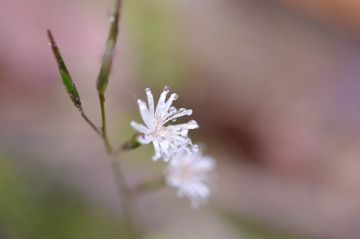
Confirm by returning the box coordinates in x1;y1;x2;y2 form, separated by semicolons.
1;0;360;238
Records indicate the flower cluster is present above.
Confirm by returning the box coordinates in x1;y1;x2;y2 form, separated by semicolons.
131;86;216;208
166;150;216;208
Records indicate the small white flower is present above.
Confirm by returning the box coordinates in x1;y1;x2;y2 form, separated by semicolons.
131;86;199;162
165;149;216;209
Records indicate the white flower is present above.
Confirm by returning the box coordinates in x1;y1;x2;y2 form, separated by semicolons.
165;149;216;209
131;86;199;162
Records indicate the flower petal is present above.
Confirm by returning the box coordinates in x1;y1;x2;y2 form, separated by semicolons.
164;108;193;124
137;99;154;130
163;93;178;115
130;121;150;134
137;133;153;144
155;90;168;117
145;88;155;116
165;148;216;208
152;140;162;161
194;156;216;171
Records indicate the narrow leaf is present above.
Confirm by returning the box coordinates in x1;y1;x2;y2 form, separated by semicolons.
47;30;82;111
96;0;122;95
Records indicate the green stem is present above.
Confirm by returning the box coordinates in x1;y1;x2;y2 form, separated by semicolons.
80;112;102;137
99;93;113;153
110;155;137;238
98;93;139;239
96;1;139;237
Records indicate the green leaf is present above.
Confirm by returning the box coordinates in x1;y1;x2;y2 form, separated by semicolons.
47;30;82;111
96;0;122;95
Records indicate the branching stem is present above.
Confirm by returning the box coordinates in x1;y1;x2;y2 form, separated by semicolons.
98;93;139;239
81;112;102;136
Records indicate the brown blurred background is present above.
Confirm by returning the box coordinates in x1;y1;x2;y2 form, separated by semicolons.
1;0;360;238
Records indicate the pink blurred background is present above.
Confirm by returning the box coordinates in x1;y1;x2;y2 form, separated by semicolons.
1;0;360;238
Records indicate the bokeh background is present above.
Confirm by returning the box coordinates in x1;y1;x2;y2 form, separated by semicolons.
2;0;360;238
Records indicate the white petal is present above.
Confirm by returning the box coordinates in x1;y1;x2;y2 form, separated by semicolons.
159;140;171;162
164;148;216;208
165;124;189;137
166;122;198;134
152;141;162;161
195;156;216;171
145;88;155;116
137;99;154;130
163;108;193;124
137;134;153;144
192;183;211;198
163;93;178;115
155;90;168;117
130;121;150;134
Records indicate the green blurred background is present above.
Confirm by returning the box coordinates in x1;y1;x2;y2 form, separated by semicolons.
2;0;360;238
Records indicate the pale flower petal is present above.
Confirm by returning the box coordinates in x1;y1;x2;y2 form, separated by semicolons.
131;87;198;161
152;140;162;161
145;88;155;116
130;121;151;134
165;149;216;209
137;99;153;130
137;133;153;144
163;93;178;116
155;88;168;117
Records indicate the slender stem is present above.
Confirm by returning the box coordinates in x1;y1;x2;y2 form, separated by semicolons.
96;0;139;237
99;93;113;153
50;0;139;237
110;155;137;238
81;112;102;136
98;93;139;238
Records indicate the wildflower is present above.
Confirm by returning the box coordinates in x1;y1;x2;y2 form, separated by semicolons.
165;149;216;209
131;86;199;161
